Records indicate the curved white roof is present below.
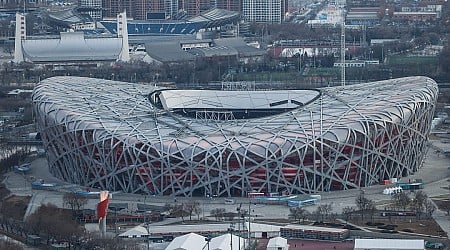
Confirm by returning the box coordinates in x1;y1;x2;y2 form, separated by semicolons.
166;233;206;250
22;32;122;62
267;236;288;247
158;89;319;110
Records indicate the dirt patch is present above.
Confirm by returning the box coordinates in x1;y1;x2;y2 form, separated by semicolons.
349;217;446;237
1;195;31;221
432;199;450;214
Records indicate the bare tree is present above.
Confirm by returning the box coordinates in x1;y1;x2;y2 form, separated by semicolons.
184;201;200;221
367;200;376;222
194;203;202;220
356;191;374;221
342;206;355;224
85;236;140;250
63;192;88;215
26;203;83;247
289;207;307;223
174;203;185;222
318;204;333;221
210;208;226;221
425;200;436;219
392;192;410;211
412;191;427;219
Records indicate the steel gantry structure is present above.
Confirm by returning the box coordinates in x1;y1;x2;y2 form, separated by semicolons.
32;76;438;197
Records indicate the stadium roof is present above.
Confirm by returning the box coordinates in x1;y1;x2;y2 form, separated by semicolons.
44;8;92;25
32;76;437;150
22;32;122;62
145;37;265;63
144;41;196;63
157;89;319;110
188;8;241;28
214;38;266;57
188;45;238;57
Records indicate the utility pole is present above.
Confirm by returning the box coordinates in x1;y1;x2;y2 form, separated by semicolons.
145;194;150;250
248;198;251;249
340;4;346;87
237;206;241;250
228;223;235;250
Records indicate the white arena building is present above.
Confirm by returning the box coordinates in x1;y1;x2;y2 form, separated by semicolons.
32;76;438;197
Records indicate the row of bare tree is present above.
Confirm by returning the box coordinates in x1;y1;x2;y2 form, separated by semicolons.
288;190;438;225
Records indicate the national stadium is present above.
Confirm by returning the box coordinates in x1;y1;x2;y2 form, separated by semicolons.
32;76;438;197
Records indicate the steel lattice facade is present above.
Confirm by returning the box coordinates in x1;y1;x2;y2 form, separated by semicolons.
32;76;438;197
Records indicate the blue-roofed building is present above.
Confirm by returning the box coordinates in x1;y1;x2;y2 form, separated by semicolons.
100;8;240;36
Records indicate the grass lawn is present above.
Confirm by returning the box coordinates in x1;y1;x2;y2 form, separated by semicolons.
388;55;438;66
307;67;339;76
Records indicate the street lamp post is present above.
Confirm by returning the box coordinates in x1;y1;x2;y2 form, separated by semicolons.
236;207;241;250
228;223;235;250
205;235;211;250
146;222;150;250
144;194;150;250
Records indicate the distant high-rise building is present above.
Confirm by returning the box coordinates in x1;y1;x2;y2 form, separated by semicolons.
78;0;103;19
102;0;133;19
133;0;150;20
242;0;287;23
184;0;213;17
148;0;165;19
164;0;180;19
215;0;241;11
101;0;230;20
0;0;48;8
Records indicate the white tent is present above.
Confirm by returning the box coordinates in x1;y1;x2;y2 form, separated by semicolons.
383;186;402;195
118;225;148;238
267;237;288;250
208;233;245;250
166;232;206;250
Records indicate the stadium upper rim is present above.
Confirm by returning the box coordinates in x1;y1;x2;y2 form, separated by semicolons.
33;76;438;145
